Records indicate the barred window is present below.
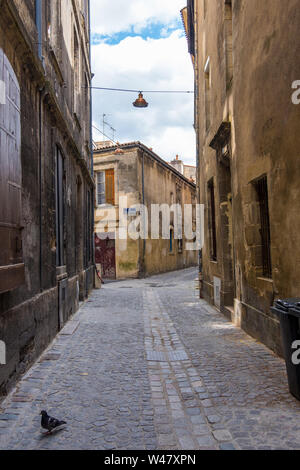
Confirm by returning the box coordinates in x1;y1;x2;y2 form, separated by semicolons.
208;178;217;261
253;176;272;278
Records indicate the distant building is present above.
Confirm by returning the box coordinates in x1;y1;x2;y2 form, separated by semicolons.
93;142;198;279
0;0;93;395
169;156;196;183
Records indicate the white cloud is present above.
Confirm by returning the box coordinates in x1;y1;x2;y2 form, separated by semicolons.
92;32;195;164
90;0;186;35
91;3;196;165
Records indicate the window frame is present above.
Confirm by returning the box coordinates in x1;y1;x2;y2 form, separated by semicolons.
208;178;217;262
169;228;174;253
96;169;115;207
253;175;272;279
96;171;106;206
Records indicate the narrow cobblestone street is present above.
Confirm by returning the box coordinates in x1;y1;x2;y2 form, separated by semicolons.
0;268;300;450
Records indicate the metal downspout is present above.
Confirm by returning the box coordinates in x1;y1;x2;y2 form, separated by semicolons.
88;0;96;286
36;0;42;60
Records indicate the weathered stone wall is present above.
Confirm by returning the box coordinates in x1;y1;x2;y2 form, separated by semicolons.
139;149;198;277
94;149;141;279
193;0;300;355
0;0;93;397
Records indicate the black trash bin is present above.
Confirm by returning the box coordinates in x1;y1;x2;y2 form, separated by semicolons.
271;298;300;400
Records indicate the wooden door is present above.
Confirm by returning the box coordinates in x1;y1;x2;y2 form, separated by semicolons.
95;233;116;279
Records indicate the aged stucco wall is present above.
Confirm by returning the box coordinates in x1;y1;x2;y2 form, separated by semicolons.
138;149;198;276
192;0;300;355
231;0;300;354
94;143;198;279
94;148;141;279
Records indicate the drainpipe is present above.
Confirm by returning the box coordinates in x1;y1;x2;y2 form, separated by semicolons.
36;0;42;60
88;0;95;285
88;0;93;177
193;0;204;299
36;0;44;291
142;152;146;276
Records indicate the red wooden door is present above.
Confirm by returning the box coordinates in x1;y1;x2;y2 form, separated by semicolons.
95;233;116;279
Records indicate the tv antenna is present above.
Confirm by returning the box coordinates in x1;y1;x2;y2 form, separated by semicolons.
102;114;116;142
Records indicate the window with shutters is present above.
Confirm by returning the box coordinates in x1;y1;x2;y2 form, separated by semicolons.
0;49;25;294
96;170;115;206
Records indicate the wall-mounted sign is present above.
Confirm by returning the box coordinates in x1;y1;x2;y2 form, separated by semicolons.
123;208;137;216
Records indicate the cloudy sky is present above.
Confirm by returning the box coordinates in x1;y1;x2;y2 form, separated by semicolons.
90;0;196;165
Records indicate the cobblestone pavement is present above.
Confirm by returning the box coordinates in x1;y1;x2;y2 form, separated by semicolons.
0;267;300;450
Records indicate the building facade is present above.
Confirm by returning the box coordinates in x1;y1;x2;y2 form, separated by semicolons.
182;0;300;355
169;155;196;183
94;142;198;279
0;0;94;395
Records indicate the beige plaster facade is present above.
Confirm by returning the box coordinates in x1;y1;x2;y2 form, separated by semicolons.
183;0;300;355
93;142;198;279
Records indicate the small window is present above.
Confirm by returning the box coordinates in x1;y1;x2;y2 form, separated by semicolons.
178;239;183;254
170;228;174;253
97;172;106;205
253;176;272;278
97;169;115;206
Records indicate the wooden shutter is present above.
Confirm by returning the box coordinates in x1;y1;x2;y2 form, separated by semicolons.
105;169;115;206
56;147;64;267
0;48;25;293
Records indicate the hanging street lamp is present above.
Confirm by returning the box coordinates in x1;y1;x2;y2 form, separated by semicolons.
133;92;149;108
88;86;193;109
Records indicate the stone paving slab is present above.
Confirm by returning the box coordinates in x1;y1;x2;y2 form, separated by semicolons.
0;267;299;450
146;351;189;362
157;270;300;450
60;321;80;336
0;288;155;450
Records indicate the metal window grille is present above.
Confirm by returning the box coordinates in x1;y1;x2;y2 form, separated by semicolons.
208;179;217;261
254;176;272;278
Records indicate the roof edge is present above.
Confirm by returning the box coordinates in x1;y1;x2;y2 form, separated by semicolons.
94;141;196;188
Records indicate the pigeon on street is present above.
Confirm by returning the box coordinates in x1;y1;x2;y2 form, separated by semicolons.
40;410;67;434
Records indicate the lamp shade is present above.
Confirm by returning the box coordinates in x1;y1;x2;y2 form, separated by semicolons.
133;92;148;108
